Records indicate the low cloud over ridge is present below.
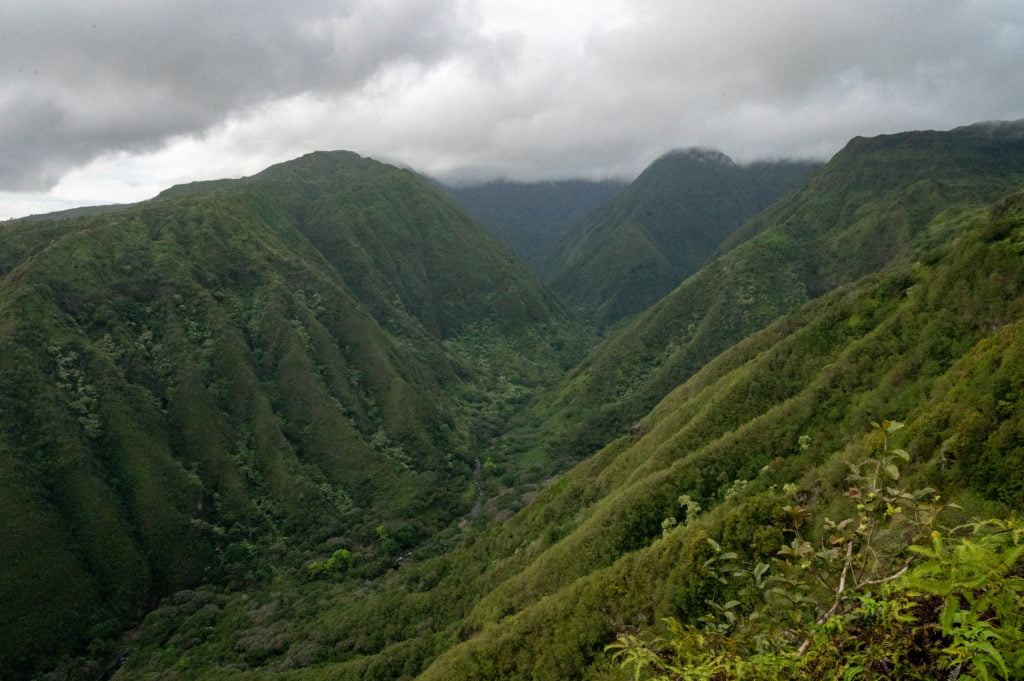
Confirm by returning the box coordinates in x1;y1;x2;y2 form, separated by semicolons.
1;0;1022;216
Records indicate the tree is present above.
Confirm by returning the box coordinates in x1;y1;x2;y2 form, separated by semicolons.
609;421;1024;680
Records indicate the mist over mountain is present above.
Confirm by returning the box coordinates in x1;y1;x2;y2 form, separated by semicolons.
444;179;627;276
3;121;1024;681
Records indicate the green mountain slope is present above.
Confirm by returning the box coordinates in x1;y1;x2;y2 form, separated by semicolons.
0;151;583;679
9;123;1024;681
410;191;1024;681
415;188;1024;681
444;179;627;277
106;177;1024;681
548;150;820;327
527;122;1024;470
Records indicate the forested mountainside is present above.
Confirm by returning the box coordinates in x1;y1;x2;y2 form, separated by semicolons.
106;156;1024;681
548;149;820;328
410;186;1024;681
520;121;1024;473
5;122;1024;681
0;151;584;679
444;179;626;276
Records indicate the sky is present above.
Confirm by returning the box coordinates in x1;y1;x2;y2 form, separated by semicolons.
1;0;1023;219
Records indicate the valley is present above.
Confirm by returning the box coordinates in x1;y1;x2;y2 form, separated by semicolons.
2;121;1024;681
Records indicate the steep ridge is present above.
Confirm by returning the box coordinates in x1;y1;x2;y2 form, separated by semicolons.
160;152;575;344
524;122;1024;470
8;123;1024;681
105;181;1024;681
0;151;584;679
409;188;1024;681
444;179;626;277
548;149;820;327
91;126;1024;681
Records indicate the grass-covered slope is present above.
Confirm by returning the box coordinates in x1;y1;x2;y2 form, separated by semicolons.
548;149;820;327
105;181;1024;681
408;186;1024;681
526;122;1024;469
0;151;583;679
444;179;627;277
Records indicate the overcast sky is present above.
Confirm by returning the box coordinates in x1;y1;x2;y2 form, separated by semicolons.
1;0;1022;219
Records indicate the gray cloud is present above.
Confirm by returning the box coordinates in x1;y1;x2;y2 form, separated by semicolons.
578;0;1024;160
385;0;1024;184
1;0;1022;197
0;0;473;190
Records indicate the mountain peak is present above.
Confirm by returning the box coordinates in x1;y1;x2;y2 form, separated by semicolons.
956;117;1024;133
155;150;379;200
549;147;818;326
656;147;736;166
253;149;370;176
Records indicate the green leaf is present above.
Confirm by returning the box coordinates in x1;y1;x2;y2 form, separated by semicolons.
907;544;939;559
939;596;960;631
842;665;865;680
883;420;905;433
884;463;900;480
975;640;1009;678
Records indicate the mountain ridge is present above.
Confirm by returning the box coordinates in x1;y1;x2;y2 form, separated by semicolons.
106;182;1024;681
516;121;1024;472
547;148;821;327
0;150;585;678
4;122;1024;681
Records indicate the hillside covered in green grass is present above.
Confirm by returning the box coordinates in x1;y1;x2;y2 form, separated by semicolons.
4;121;1024;681
408;185;1024;681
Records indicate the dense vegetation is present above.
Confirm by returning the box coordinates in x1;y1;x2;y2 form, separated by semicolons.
521;122;1024;472
90;154;1024;681
396;185;1024;681
3;122;1024;681
612;465;1024;680
548;149;820;328
0;152;583;679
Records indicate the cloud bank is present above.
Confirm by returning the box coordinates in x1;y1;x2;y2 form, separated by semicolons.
2;0;1022;216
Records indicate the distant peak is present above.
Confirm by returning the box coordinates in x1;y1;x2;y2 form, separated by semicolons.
154;150;376;200
955;118;1024;138
657;147;736;166
256;149;371;175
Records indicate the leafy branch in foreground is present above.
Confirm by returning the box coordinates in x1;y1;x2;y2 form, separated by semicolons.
609;421;1024;680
